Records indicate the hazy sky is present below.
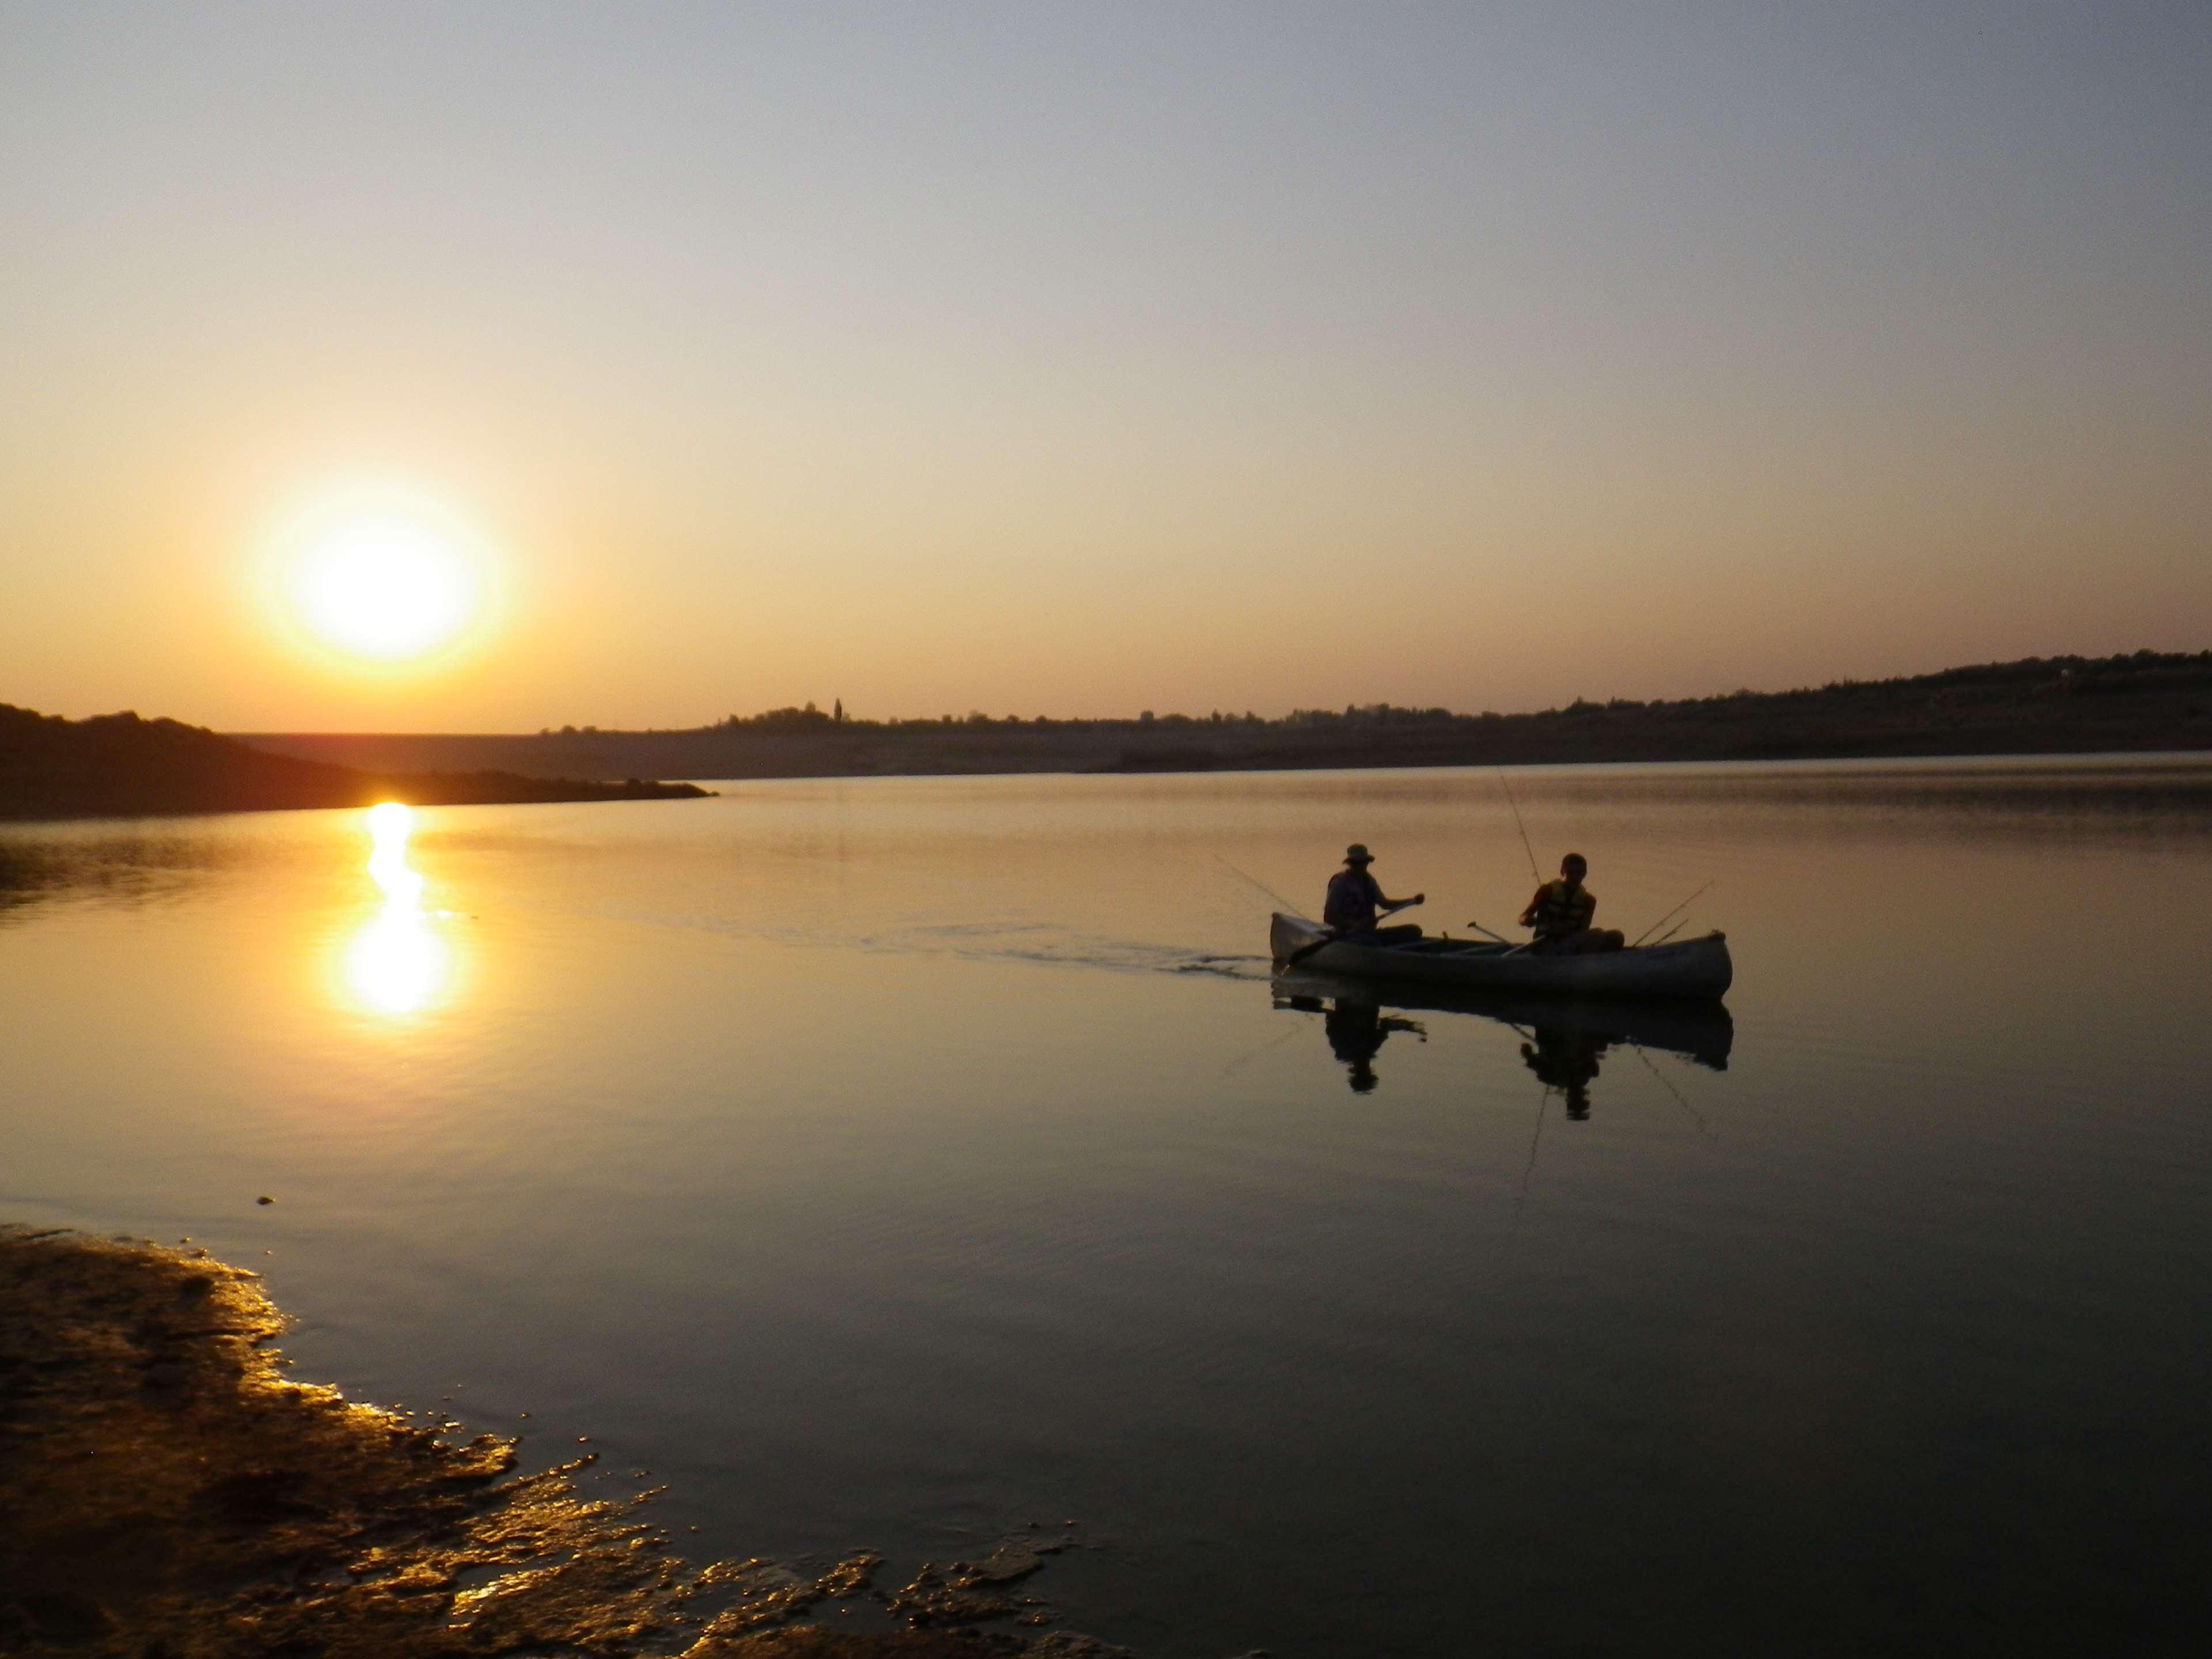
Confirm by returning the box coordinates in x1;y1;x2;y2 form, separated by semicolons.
5;2;2207;730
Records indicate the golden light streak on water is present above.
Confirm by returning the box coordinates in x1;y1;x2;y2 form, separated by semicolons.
343;803;446;1017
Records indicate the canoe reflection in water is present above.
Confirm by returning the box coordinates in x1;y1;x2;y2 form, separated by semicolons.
1274;968;1733;1107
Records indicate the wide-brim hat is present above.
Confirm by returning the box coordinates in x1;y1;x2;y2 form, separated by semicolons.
1344;843;1373;865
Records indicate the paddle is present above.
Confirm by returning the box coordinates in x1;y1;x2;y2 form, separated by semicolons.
1466;916;1536;956
1370;896;1425;939
1282;897;1423;968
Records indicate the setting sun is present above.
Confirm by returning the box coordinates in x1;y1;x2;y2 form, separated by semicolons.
296;518;471;660
267;487;494;667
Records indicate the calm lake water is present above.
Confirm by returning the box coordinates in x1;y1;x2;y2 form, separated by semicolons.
6;759;2211;1656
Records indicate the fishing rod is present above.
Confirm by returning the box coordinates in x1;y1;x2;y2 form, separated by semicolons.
1216;1017;1309;1081
1497;768;1540;882
1514;1088;1550;1224
1628;1041;1715;1141
1630;879;1716;948
1213;854;1300;914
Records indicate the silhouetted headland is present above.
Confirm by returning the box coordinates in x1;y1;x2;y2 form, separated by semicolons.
0;704;708;823
234;650;2211;784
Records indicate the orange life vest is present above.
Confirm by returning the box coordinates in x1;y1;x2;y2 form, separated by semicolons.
1530;878;1596;937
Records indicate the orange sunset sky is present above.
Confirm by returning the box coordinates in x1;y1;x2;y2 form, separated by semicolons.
4;3;2207;732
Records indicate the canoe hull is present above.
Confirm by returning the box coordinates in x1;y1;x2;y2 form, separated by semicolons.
1270;912;1733;1000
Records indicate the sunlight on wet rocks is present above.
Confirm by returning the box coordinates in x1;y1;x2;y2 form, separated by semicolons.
886;1540;1066;1629
0;1227;1132;1659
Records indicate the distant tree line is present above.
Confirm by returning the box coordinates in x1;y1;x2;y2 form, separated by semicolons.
527;649;2210;740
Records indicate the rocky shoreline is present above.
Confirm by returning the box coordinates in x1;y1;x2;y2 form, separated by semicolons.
0;1226;1128;1659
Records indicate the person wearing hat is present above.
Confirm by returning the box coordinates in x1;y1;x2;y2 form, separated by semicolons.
1323;844;1424;941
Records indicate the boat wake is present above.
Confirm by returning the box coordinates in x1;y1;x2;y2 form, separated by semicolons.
869;922;1273;982
613;904;1275;982
1173;954;1272;979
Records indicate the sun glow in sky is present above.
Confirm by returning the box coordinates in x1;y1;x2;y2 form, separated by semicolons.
290;517;475;661
3;4;2208;731
264;487;495;675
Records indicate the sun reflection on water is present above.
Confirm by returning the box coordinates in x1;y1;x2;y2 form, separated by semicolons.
342;803;448;1017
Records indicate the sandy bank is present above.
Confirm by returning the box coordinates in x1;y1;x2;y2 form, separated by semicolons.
0;1226;1124;1659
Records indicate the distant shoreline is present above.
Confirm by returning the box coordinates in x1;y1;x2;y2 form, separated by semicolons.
230;650;2211;786
10;652;2206;819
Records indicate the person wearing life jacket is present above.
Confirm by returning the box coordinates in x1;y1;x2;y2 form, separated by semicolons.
1518;853;1624;954
1323;843;1424;942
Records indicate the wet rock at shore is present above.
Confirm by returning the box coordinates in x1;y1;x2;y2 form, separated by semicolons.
882;1537;1073;1630
0;1225;1124;1659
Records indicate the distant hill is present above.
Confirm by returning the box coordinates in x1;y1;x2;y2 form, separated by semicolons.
232;650;2212;783
0;704;709;823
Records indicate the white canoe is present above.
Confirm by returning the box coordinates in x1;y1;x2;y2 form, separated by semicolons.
1270;912;1733;1000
